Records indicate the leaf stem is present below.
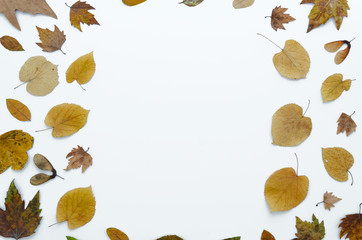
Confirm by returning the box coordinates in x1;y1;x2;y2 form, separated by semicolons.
350;111;356;117
359;203;362;216
13;81;28;90
303;99;311;116
56;175;65;180
78;82;86;91
257;33;283;50
294;153;299;176
349;37;356;43
65;2;71;8
348;170;354;186
265;16;271;18
35;127;53;133
316;201;324;207
48;222;59;228
59;48;66;55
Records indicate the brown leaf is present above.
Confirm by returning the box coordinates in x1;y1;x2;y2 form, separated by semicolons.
36;25;66;54
322;191;341;210
270;6;295;31
325;39;354;65
0;0;57;30
0;36;24;51
157;236;184;240
339;213;362;240
65;146;93;173
261;230;276;240
337;112;356;136
68;1;99;32
6;99;31;121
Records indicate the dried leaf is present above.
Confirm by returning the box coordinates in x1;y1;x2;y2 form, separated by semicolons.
339;213;362;240
0;130;34;174
30;153;59;185
261;230;275;240
18;56;59;96
56;186;95;229
157;236;184;240
65;146;92;173
179;0;203;7
321;74;352;102
43;103;90;137
293;214;325;240
337;112;356;136
36;25;66;54
6;99;31;121
0;0;57;30
107;227;129;240
122;0;146;6
0;180;41;239
270;6;295;31
322;147;353;182
0;36;24;51
301;0;349;32
322;191;341;210
271;103;312;147
68;1;99;31
66;52;96;87
325;39;353;64
233;0;254;9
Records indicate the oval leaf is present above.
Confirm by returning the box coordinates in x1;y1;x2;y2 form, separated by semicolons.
66;52;96;85
122;0;147;6
322;147;353;182
33;153;54;171
321;73;351;102
6;99;31;121
0;36;24;51
30;173;51;185
233;0;254;9
107;227;129;240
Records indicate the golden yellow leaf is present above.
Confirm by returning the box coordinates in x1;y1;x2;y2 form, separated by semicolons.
0;130;34;174
322;147;353;182
273;40;310;79
122;0;147;6
272;103;312;146
56;186;95;229
18;56;59;96
107;227;129;240
232;0;254;9
66;52;95;86
264;167;309;212
0;36;24;51
321;73;351;102
6;99;31;121
43;103;89;137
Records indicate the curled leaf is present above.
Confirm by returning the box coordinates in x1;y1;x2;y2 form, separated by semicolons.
106;227;129;240
322;147;353;182
233;0;254;9
68;1;99;31
321;73;352;102
0;36;24;51
6;99;31;121
66;52;96;87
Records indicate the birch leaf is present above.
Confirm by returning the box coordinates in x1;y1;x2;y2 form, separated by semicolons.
6;99;31;121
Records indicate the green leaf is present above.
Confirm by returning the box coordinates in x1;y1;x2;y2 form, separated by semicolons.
66;237;78;240
293;214;325;240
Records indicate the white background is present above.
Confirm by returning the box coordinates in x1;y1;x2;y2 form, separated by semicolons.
0;0;362;239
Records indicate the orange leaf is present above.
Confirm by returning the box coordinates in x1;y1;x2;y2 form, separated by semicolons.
261;230;275;240
339;213;362;240
0;36;24;51
68;1;99;32
6;99;31;121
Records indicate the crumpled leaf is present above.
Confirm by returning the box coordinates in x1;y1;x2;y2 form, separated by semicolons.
65;146;92;173
43;103;90;137
293;214;325;240
157;236;183;240
107;227;129;240
319;191;341;210
322;147;353;182
337;112;356;136
0;36;24;51
56;186;95;229
272;103;312;147
261;230;275;240
232;0;254;9
36;25;66;54
6;99;31;121
122;0;146;6
325;39;354;65
0;0;57;30
339;212;362;240
179;0;203;7
0;130;34;174
0;180;41;239
301;0;349;33
66;52;96;87
321;73;352;102
264;167;309;212
68;1;99;32
30;153;61;185
18;56;59;96
269;6;295;31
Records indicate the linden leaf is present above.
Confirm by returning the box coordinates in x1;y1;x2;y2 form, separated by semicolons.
337;112;357;136
18;56;59;96
269;6;295;31
261;230;276;240
321;73;352;102
43;103;90;137
68;1;99;32
107;227;129;240
122;0;147;6
0;180;42;239
56;186;95;229
6;99;31;121
0;36;24;51
301;0;349;33
271;103;312;147
66;52;96;88
0;0;57;30
179;0;203;7
232;0;254;9
0;130;34;174
36;25;66;54
293;214;325;240
322;147;354;182
65;146;92;173
325;38;354;65
339;212;362;240
157;236;184;240
318;191;341;210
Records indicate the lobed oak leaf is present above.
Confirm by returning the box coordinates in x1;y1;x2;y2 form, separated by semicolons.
0;36;24;51
337;112;356;136
36;25;66;54
293;214;325;240
261;230;275;240
269;6;295;31
66;52;96;88
233;0;254;9
179;0;203;7
122;0;147;6
0;180;41;239
68;1;99;32
107;227;129;240
339;212;362;240
157;236;184;240
322;147;353;183
6;99;31;121
65;146;93;173
321;74;352;102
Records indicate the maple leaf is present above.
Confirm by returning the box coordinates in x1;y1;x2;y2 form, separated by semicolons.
337;112;356;136
322;191;341;210
65;146;93;173
301;0;349;33
339;211;362;240
0;0;56;30
67;1;99;32
293;214;325;240
36;25;66;54
268;6;295;31
0;180;42;239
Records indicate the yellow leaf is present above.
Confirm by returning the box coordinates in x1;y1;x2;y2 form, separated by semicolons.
18;56;59;96
44;103;89;137
264;167;309;212
66;52;96;86
122;0;147;6
272;103;312;146
322;147;353;182
321;73;351;102
107;227;129;240
6;99;31;121
273;40;310;79
56;186;95;229
0;36;24;51
0;130;34;174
